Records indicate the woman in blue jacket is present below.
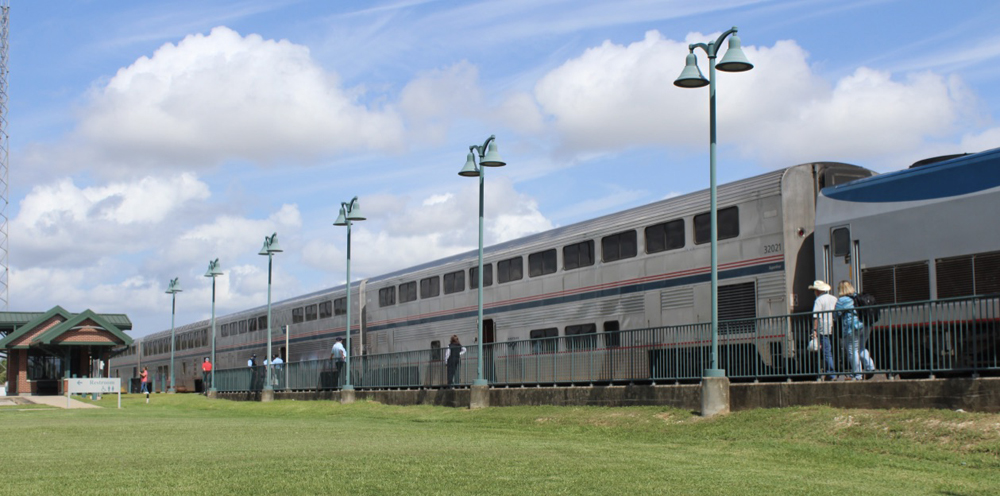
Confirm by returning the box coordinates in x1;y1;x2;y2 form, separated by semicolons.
835;280;872;381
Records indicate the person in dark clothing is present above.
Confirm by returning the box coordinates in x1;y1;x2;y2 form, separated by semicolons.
444;335;466;387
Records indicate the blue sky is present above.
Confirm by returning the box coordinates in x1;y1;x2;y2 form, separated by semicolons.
8;0;1000;337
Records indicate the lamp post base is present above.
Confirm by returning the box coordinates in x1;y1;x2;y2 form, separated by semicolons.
261;388;274;403
700;375;730;417
340;388;356;404
167;388;176;394
470;384;490;410
207;388;218;399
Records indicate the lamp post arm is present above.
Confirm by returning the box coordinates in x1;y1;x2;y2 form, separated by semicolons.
689;27;739;59
471;134;497;160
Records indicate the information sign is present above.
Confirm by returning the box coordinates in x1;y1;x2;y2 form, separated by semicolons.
66;378;122;408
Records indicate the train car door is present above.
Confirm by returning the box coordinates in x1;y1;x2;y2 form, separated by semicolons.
483;319;496;383
826;226;860;291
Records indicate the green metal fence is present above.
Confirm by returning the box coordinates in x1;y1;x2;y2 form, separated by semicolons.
213;294;1000;391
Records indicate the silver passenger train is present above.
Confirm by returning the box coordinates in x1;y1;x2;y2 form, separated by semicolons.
112;159;879;391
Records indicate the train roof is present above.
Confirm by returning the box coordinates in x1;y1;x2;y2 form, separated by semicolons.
820;147;1000;203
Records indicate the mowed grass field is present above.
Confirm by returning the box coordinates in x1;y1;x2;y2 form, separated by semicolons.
3;394;999;495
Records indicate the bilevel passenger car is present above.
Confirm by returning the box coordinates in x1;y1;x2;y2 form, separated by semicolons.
111;161;874;391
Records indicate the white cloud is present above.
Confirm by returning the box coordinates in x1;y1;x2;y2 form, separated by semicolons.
166;204;303;267
76;26;405;174
300;177;553;278
398;61;483;144
522;30;985;170
13;173;211;266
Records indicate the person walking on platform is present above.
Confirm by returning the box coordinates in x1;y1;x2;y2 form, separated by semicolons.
201;358;212;394
331;337;347;389
809;280;838;381
140;367;150;403
444;335;466;388
835;280;874;381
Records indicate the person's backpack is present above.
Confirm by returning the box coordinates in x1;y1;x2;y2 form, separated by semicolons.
851;292;879;326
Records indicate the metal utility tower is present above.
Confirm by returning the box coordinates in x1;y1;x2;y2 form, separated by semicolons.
0;1;9;382
0;0;9;313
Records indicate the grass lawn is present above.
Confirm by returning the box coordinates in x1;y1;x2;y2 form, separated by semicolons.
3;394;998;495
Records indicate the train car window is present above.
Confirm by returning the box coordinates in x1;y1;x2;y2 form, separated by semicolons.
399;282;417;303
563;241;595;271
444;270;465;294
430;340;442;361
221;323;229;338
645;220;685;253
420;276;441;299
319;300;333;319
602;230;637;262
831;227;850;257
565;323;597;350
292;307;304;324
603;321;621;347
200;329;207;347
305;304;318;321
248;317;258;332
470;263;493;288
694;207;739;245
717;281;756;334
529;249;557;277
334;297;346;316
498;256;524;283
379;287;396;307
529;327;558;353
237;320;247;334
258;315;267;330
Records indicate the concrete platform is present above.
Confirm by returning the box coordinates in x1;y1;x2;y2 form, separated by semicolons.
217;377;1000;413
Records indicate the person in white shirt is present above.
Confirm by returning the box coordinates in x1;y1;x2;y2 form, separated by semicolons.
809;280;838;381
271;354;284;387
331;337;347;389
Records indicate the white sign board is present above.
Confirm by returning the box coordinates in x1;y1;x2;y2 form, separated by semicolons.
67;378;121;393
66;378;122;408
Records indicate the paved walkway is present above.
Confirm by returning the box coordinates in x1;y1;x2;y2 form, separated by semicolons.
3;395;101;409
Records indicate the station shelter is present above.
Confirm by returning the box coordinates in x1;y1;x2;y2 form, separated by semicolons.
0;306;132;396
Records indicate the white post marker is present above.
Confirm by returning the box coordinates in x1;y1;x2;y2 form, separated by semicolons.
67;377;122;409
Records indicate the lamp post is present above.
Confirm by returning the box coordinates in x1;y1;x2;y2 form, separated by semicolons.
458;134;505;388
165;277;182;394
334;197;366;392
259;233;282;399
674;27;753;379
204;259;223;396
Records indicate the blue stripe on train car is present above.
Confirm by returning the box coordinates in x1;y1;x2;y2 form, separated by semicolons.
823;147;1000;203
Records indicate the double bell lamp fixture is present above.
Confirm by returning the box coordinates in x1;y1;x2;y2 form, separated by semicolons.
458;135;505;387
204;259;223;396
165;277;182;394
259;233;282;397
334;197;366;392
674;27;753;383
